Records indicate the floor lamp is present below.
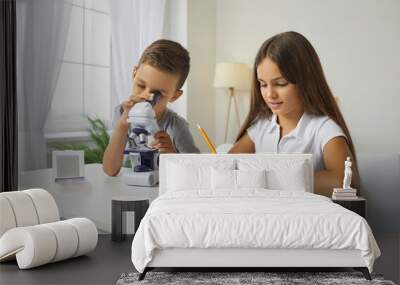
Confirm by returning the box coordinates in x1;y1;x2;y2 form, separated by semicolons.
214;62;250;143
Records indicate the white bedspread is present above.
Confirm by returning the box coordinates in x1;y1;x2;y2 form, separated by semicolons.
131;190;380;273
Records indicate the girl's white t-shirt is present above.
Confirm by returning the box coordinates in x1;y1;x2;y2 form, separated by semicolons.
247;112;346;171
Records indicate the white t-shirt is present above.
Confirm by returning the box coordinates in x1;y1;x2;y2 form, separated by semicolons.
247;112;346;171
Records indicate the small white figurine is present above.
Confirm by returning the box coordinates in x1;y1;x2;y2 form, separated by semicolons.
342;156;352;189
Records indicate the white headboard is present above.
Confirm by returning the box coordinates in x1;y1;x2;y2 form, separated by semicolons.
159;154;313;195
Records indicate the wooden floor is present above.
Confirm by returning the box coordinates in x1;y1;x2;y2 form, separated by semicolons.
0;235;133;285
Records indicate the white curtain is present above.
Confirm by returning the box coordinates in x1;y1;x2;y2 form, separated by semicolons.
110;0;166;118
16;0;72;171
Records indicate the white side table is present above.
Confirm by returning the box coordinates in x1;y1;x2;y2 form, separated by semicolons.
111;199;149;242
19;164;159;233
111;178;158;242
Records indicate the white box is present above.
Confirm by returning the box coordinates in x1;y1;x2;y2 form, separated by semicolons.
52;150;85;180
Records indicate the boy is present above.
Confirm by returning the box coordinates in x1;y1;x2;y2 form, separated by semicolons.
103;39;200;176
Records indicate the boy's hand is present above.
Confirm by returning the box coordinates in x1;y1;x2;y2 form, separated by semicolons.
151;131;176;153
117;93;153;129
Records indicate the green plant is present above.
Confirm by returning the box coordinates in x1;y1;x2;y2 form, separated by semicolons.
50;117;110;164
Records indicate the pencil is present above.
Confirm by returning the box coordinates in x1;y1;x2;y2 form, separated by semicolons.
196;124;217;154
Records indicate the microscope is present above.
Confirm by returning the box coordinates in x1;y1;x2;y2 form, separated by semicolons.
122;92;161;187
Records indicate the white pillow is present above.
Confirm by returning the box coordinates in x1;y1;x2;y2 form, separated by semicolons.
211;168;267;190
211;168;236;190
267;162;307;191
238;159;308;191
236;169;267;189
167;160;235;192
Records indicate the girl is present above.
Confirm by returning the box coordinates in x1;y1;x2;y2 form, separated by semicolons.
229;31;359;196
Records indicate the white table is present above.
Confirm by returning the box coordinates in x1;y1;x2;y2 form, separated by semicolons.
18;164;159;233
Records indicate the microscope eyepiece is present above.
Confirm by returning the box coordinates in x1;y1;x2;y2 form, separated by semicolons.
147;91;162;106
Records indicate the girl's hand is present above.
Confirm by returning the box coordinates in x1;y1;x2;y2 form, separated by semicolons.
151;131;176;153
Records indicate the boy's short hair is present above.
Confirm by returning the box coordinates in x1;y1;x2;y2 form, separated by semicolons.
138;39;190;90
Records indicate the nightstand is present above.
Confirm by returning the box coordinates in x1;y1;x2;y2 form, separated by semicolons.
111;184;158;242
112;199;149;241
332;197;366;218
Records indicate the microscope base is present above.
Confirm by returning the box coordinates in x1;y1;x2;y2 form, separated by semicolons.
122;171;159;187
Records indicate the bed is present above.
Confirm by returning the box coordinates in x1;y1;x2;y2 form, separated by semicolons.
131;154;380;280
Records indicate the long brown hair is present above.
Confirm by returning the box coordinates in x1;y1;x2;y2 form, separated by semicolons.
237;31;359;185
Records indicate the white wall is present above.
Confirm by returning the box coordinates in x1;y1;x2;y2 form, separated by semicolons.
215;0;400;153
186;0;216;153
163;0;188;119
163;0;216;152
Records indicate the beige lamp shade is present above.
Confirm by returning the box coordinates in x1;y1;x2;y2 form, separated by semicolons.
213;62;251;90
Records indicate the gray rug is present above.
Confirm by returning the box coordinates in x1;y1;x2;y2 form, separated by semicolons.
116;271;396;285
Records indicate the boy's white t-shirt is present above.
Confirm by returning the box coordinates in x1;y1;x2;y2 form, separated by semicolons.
247;112;346;171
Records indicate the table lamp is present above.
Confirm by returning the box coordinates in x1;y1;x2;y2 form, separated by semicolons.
214;62;250;143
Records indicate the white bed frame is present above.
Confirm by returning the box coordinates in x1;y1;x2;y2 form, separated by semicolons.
139;154;370;280
148;248;366;267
